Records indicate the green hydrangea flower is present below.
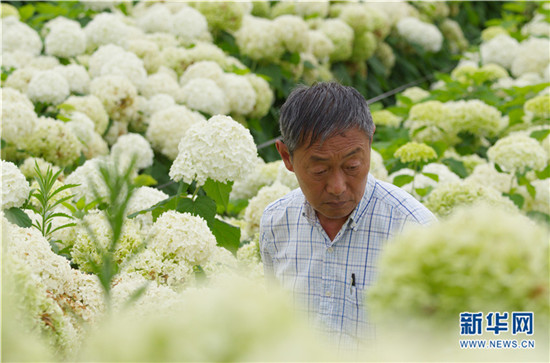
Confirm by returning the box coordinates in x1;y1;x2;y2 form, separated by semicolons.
394;142;437;164
487;134;548;173
372;110;402;127
423;180;518;217
524;94;550;120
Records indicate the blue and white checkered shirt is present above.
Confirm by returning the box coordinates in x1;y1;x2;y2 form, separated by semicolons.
260;173;436;351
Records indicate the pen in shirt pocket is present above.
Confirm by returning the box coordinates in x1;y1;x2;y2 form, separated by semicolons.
349;273;356;294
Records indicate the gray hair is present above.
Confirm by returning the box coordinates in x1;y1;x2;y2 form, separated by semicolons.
279;82;374;155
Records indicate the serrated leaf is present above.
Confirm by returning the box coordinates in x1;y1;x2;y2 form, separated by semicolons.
441;158;468;178
209;218;240;253
4;208;32;228
393;174;414;187
177;195;216;223
202;179;233;211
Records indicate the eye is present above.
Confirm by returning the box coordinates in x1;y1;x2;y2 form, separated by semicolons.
312;168;327;175
345;164;360;172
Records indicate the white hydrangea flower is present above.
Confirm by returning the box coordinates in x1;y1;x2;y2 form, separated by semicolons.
446;99;505;137
520;178;550;215
148;210;217;267
27;117;83;167
110;272;180;314
141;93;176;118
0;91;37;151
169;115;258;186
307;29;334;62
110;133;154;170
81;0;121;11
1;16;42;55
480;34;519;70
273;15;310;54
61;95;110;135
1;160;30;209
180;78;229;116
201;246;240;279
465;163;514;194
27;55;61;70
44;17;87;58
372;110;402;127
146;105;206;160
396;17;443;52
369;149;388;182
511;37;550;78
139;72;181;100
26;70;70;105
53;64;90;94
135;3;173;33
65;157;110;203
84;12;133;50
19;157;60;180
193;1;250;33
126;39;163;74
521;13;550;38
234;16;285;62
90;75;139;123
179;60;225;86
369;1;419;27
65;112;109;159
72;210;144;274
99;50;148;91
1;49;34;69
145;32;179;50
172;6;210;45
276;161;300;190
318;18;354;62
126;186;169;233
487;134;548;173
243;182;291;238
230;158;280;200
389;163;460;196
294;0;329;17
88;44;127;77
399;86;430;105
404;100;458;144
245;73;274;119
219;73;257;115
4;67;39;93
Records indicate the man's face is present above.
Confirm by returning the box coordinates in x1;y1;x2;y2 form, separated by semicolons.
277;127;372;224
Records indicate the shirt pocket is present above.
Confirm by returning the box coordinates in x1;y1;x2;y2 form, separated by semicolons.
343;285;366;339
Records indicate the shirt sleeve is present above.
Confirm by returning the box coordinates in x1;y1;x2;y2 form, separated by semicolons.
259;230;275;280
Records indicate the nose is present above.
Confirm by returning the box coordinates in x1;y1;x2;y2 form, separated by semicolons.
326;170;346;196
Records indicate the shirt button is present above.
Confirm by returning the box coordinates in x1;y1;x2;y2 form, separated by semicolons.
325;291;332;297
327;247;334;253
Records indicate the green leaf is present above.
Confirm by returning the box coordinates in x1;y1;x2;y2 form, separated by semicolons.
441;158;468;178
202;179;233;211
18;4;35;21
3;208;32;228
177;196;217;223
421;172;439;182
209;218;240;253
530;129;550;142
535;165;550;180
526;211;550;225
393;174;414;187
415;186;433;198
504;192;524;209
134;174;158;187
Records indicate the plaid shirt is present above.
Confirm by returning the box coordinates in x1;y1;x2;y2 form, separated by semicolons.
260;173;436;351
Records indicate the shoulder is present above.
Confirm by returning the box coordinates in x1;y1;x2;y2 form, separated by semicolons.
371;177;436;225
261;188;304;225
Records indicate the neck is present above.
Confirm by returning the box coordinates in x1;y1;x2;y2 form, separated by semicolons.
317;213;348;241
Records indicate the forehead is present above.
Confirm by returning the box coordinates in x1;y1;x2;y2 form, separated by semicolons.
297;128;371;159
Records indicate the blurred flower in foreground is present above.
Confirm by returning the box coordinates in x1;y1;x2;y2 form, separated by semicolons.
366;204;549;361
77;276;337;362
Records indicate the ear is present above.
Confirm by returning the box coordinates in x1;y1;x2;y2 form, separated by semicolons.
275;139;294;172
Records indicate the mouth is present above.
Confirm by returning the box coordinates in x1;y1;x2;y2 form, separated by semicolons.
325;200;350;208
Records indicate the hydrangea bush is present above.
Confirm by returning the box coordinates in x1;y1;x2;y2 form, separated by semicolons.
1;1;549;361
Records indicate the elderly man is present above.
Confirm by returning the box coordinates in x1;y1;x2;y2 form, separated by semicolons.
259;82;436;351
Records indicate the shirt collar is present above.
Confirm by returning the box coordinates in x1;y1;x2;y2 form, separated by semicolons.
302;173;376;230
